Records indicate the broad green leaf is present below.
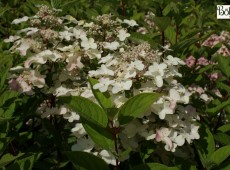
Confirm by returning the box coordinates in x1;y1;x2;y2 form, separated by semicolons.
194;126;215;168
206;100;230;115
162;4;171;16
165;26;176;45
0;118;9;134
217;162;230;170
217;124;230;133
198;65;213;74
0;90;18;107
4;103;16;118
217;55;230;78
210;145;230;166
7;153;42;170
217;82;230;95
88;77;113;109
0;54;13;88
59;96;108;127
214;133;230;145
0;153;24;168
0;137;13;154
82;118;114;150
152;17;171;31
132;163;179;170
118;93;161;125
64;151;110;170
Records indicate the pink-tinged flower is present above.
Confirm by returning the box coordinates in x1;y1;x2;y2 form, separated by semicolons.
202;34;221;47
196;57;209;66
196;86;204;95
217;45;230;57
155;128;173;149
66;56;84;71
185;56;196;68
8;79;21;91
12;76;34;95
209;72;219;81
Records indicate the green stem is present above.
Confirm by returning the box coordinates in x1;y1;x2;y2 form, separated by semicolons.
162;31;165;58
176;25;179;43
110;121;119;170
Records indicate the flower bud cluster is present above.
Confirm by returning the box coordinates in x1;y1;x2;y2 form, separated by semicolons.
202;31;230;56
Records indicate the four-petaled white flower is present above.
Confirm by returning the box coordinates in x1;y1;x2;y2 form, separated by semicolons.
73;28;87;40
104;41;120;50
112;80;132;94
18;27;39;35
144;62;167;87
16;41;30;56
4;36;20;43
71;137;94;152
99;150;117;166
81;38;97;50
165;55;185;65
89;64;114;77
155;128;174;151
93;78;115;92
12;16;29;24
123;19;138;27
117;29;130;41
151;98;174;119
59;31;72;41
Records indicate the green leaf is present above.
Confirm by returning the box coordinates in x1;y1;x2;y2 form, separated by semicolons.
217;82;230;95
152;17;171;31
198;65;213;74
118;93;161;125
50;0;61;8
217;124;230;133
162;4;171;16
7;153;42;170
214;133;230;145
88;77;113;109
0;90;18;107
82;118;114;150
217;56;230;78
210;145;230;166
206;100;230;115
59;96;108;127
0;153;24;168
194;126;215;168
132;163;179;170
0;53;13;88
64;151;110;170
174;37;201;52
165;26;176;45
0;6;11;17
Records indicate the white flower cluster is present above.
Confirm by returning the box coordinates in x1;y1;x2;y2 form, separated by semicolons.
6;6;199;165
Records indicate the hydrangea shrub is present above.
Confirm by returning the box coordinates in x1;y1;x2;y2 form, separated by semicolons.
4;4;203;169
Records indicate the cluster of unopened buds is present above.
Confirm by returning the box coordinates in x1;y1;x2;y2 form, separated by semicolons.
5;5;200;165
